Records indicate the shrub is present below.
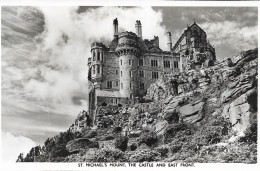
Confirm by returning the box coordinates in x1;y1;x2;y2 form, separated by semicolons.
115;136;128;151
129;149;161;162
239;122;257;143
50;145;69;158
112;126;122;134
130;143;138;151
155;145;169;158
138;130;157;147
164;111;179;124
169;142;182;154
94;148;127;162
164;123;192;143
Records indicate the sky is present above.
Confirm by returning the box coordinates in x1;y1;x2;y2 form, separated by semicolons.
1;6;258;162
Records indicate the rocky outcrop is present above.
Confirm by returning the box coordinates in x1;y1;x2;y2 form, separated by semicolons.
222;88;257;133
69;110;90;132
179;100;204;123
221;74;255;103
66;138;99;153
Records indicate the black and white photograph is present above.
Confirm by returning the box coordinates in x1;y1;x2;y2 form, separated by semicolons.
1;3;258;169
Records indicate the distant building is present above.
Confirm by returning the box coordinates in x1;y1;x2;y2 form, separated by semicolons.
88;18;216;119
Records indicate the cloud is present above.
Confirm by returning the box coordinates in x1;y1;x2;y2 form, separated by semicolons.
1;132;36;162
2;6;168;143
200;21;257;57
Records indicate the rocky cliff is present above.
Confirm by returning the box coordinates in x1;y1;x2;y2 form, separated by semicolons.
18;48;257;163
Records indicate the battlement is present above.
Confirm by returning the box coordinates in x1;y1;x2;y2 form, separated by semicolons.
91;42;106;49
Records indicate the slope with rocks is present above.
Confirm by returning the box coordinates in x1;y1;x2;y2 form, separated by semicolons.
18;48;257;163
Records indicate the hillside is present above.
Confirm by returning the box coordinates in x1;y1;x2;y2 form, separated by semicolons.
17;48;257;163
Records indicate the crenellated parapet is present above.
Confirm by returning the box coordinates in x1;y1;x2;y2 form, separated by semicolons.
116;31;140;56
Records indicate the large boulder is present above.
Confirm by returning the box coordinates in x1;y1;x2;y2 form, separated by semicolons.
66;138;99;153
179;100;204;123
222;88;256;133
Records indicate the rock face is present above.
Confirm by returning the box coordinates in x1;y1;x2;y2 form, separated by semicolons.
179;100;204;123
66;138;99;153
69;110;90;132
223;88;257;133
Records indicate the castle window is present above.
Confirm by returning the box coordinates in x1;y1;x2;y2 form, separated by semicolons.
129;71;132;77
151;60;158;67
93;65;96;75
139;71;144;78
115;99;118;104
116;70;118;75
152;72;159;79
120;59;122;65
107;81;112;89
121;71;122;77
139;59;144;66
116;81;119;86
101;52;103;61
121;83;123;89
97;65;100;74
129;59;131;65
110;98;114;104
130;83;132;89
97;52;100;61
93;51;96;61
140;83;145;90
174;61;179;68
163;60;170;68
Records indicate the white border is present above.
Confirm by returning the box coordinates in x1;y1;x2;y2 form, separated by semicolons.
0;0;259;171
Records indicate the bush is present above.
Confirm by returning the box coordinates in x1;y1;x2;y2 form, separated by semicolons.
94;148;127;162
138;130;157;147
155;145;169;158
112;126;122;134
239;122;257;143
169;143;182;153
164;123;192;143
129;149;161;162
50;145;69;158
130;143;138;151
164;111;179;124
115;136;128;151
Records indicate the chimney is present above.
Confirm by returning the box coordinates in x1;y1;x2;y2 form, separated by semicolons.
135;20;142;38
113;18;118;38
167;32;172;51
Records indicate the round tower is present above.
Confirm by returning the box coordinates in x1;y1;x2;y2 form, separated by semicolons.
116;32;140;99
90;42;104;89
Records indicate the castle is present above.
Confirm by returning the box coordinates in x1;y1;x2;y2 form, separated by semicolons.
87;18;216;118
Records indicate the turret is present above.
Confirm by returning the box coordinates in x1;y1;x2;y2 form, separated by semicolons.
116;32;140;99
167;32;172;51
113;18;118;38
90;42;105;88
135;20;142;38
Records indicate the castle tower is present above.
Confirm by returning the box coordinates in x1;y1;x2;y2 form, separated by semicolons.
90;42;104;89
113;18;118;38
116;32;140;99
167;32;172;51
135;20;142;38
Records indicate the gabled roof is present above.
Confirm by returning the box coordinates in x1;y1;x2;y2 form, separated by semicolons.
172;22;206;52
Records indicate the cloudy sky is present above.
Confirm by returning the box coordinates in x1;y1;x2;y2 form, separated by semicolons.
1;6;257;162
